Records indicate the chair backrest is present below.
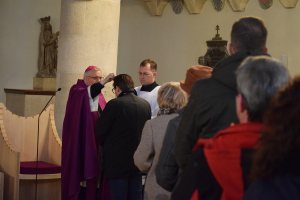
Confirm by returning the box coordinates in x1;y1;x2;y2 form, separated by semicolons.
0;103;62;200
0;103;61;165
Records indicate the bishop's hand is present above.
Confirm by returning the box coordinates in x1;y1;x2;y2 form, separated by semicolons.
101;73;116;85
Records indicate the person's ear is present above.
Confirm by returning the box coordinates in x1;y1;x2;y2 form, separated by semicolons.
116;86;121;93
229;43;235;55
83;76;88;83
153;72;157;77
238;94;246;112
263;47;268;54
236;94;246;114
236;93;249;123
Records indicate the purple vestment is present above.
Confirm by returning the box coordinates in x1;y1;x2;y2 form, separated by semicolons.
61;79;109;200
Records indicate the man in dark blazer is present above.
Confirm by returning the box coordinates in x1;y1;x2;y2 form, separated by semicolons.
175;16;269;170
97;74;151;200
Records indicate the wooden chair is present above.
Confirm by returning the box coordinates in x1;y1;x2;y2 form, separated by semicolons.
0;103;62;200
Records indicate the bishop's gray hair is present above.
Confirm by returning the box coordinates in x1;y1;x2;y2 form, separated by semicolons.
83;68;101;79
236;56;290;122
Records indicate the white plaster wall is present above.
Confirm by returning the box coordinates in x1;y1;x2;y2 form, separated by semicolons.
117;0;300;86
0;0;61;104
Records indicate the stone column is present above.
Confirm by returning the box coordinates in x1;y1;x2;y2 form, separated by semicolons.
55;0;120;137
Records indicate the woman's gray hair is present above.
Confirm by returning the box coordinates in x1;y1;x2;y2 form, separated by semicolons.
83;68;101;78
236;56;290;122
157;82;188;110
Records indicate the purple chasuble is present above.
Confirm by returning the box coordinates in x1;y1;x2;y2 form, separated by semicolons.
61;79;107;200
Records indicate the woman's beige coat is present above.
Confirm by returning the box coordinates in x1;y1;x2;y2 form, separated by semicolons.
134;113;179;200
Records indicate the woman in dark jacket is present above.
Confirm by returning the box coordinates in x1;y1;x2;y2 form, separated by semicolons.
244;76;300;200
155;66;212;192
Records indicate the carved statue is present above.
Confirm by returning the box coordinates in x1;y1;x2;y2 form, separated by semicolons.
198;25;229;68
38;16;59;78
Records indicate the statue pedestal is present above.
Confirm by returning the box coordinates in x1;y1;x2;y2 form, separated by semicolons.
33;77;56;90
4;89;56;117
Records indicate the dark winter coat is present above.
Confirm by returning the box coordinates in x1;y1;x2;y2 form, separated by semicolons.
155;107;185;192
174;51;269;170
97;88;151;179
244;148;300;200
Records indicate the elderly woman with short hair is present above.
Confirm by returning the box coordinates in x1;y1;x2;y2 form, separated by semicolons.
134;82;187;200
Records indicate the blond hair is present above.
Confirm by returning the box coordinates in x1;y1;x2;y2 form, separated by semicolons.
157;82;187;110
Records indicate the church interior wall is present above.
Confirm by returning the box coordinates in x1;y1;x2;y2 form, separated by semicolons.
0;0;61;105
1;0;300;106
117;0;300;87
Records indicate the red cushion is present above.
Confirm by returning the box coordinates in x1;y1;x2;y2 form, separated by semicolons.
20;161;61;174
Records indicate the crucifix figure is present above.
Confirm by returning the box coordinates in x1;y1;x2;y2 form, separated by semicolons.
216;25;220;35
213;25;221;40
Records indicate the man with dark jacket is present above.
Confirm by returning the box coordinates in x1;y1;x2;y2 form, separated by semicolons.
171;56;289;200
174;16;269;170
97;74;151;200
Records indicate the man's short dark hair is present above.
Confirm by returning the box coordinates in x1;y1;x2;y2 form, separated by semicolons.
140;59;157;72
113;74;134;91
231;17;267;52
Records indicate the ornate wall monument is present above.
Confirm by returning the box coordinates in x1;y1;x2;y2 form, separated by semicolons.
198;25;229;68
212;0;225;11
55;0;120;137
280;0;299;7
259;0;273;9
137;0;298;15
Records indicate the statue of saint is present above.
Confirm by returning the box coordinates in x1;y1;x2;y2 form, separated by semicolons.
38;16;59;77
